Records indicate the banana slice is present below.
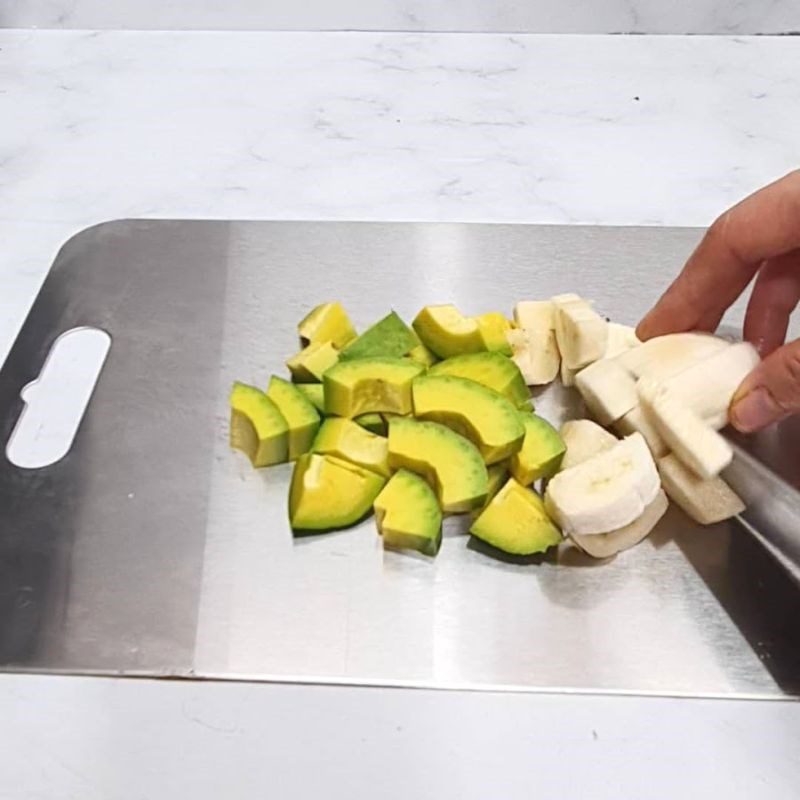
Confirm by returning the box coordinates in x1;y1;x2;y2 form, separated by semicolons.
604;323;641;359
571;490;668;559
553;295;608;370
662;341;760;429
575;359;639;426
560;359;578;388
638;377;732;480
544;433;661;535
560;419;618;471
616;332;729;381
507;326;560;386
657;453;744;525
513;300;556;331
614;405;669;459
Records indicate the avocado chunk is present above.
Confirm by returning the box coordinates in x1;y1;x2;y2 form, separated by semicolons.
470;478;562;555
287;340;339;383
388;417;488;513
298;302;356;348
475;312;513;356
412;305;488;359
374;469;443;556
340;311;417;361
266;375;321;460
297;383;325;413
429;352;530;408
412;375;525;465
408;342;439;367
312;417;390;477
355;413;387;435
510;414;566;486
324;357;425;417
486;462;510;503
289;453;386;531
229;382;289;467
472;461;511;518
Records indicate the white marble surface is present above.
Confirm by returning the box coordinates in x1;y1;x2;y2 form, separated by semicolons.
1;30;799;369
2;0;800;33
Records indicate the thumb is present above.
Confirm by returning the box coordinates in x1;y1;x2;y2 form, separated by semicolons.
730;338;800;432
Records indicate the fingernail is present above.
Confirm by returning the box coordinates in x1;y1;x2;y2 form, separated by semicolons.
731;388;782;432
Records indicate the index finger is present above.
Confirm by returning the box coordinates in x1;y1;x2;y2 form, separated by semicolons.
637;170;800;340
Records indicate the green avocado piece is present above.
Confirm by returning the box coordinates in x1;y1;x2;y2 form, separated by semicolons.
287;340;339;383
388;417;488;513
297;383;325;413
298;302;356;348
355;413;387;435
412;374;525;464
475;312;513;356
470;478;562;555
472;461;511;519
312;417;390;477
510;414;566;486
486;462;510;502
374;469;443;556
429;352;530;408
289;453;386;531
266;375;321;460
408;342;439;368
412;305;488;359
229;382;289;467
340;311;417;361
324;357;425;417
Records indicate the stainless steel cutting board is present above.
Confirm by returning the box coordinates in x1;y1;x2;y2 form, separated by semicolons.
1;220;798;697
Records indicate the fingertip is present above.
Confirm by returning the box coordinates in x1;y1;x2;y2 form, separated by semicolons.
635;315;657;342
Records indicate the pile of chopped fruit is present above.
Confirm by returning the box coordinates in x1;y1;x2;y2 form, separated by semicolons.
231;296;752;560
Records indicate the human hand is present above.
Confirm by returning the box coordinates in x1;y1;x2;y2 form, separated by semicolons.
637;170;800;433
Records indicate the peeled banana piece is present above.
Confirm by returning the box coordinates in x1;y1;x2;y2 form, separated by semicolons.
558;420;667;557
560;419;617;470
660;341;760;429
552;295;608;370
544;432;661;536
510;301;561;385
614;405;669;459
571;490;668;559
637;377;733;480
657;453;744;525
616;332;729;381
575;359;638;426
604;323;641;359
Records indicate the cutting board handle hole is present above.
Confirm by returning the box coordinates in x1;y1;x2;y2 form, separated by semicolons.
5;327;111;469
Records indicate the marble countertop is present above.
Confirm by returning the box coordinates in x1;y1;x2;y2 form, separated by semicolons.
0;29;799;797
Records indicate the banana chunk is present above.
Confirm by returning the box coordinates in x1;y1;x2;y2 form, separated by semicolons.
616;332;729;381
571;490;668;559
513;300;556;331
638;377;732;480
544;433;660;535
662;341;760;429
575;359;639;426
604;323;641;359
553;295;608;370
560;419;617;471
657;453;744;525
507;326;560;386
561;359;578;387
614;405;669;459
